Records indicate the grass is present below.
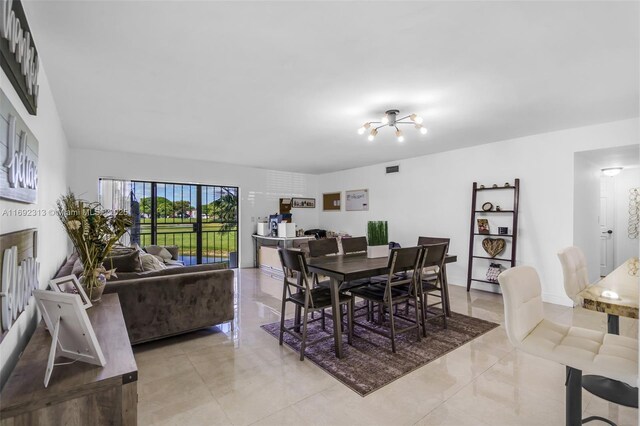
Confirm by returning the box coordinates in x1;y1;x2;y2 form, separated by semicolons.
137;218;237;257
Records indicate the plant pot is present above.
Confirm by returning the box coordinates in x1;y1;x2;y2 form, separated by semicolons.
367;245;389;259
80;273;107;303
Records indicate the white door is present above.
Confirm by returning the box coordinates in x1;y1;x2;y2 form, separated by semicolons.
599;178;615;276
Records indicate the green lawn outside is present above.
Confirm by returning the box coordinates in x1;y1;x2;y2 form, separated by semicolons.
137;218;237;257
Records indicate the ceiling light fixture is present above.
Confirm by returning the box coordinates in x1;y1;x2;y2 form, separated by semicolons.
358;109;427;142
602;167;623;177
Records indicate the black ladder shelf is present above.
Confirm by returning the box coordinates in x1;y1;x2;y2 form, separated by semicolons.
466;178;520;291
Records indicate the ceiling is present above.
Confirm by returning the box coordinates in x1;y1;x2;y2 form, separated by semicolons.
25;1;639;174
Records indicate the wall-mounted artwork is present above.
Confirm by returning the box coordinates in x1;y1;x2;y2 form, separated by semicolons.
292;198;315;208
346;189;369;211
1;89;39;204
323;192;341;211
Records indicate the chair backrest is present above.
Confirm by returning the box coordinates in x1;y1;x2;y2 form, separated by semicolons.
278;248;312;296
497;266;544;347
421;242;448;269
308;238;339;258
387;246;424;278
417;236;450;247
341;236;367;254
557;246;590;303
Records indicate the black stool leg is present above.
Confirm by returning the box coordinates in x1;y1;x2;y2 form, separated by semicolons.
566;366;582;426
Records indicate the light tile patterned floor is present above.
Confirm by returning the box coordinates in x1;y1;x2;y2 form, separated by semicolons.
134;269;638;426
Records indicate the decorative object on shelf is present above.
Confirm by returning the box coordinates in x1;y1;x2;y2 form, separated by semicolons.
504;182;510;187
292;197;315;208
629;188;639;239
0;229;39;334
357;110;427;142
49;275;92;309
56;192;132;302
346;189;369;211
1;89;40;204
486;263;504;283
482;238;506;258
367;221;389;258
279;198;292;213
492;184;498;188
479;185;485;189
481;202;493;212
33;290;106;387
477;219;490;234
467;179;520;291
323;192;341;211
602;167;623;177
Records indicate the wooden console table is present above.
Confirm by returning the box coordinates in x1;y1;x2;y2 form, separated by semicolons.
0;293;138;425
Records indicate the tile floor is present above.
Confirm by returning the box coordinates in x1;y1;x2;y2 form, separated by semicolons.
135;269;638;426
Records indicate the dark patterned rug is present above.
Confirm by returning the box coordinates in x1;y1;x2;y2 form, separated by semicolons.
261;306;499;396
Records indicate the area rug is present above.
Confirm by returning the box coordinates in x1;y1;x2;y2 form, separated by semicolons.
261;307;499;396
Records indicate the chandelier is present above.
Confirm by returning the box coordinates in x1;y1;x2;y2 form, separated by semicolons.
357;109;428;142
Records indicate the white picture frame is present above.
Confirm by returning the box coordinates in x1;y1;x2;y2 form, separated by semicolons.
49;275;92;309
33;290;106;387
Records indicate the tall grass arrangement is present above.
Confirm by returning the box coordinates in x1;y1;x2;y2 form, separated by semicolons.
367;221;388;246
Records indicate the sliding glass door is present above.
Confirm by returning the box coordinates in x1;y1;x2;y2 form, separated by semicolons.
99;179;238;267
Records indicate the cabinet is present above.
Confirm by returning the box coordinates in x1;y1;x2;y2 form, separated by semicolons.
0;294;138;425
467;179;520;291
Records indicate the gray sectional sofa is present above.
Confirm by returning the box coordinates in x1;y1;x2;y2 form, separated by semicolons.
54;250;235;345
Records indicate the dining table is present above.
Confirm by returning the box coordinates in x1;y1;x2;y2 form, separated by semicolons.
306;252;458;358
574;257;639;409
577;257;639;334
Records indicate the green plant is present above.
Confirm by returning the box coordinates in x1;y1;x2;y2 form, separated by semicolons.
57;192;132;298
367;221;388;246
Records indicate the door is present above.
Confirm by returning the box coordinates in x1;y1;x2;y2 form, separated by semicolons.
131;180;238;267
599;178;615;276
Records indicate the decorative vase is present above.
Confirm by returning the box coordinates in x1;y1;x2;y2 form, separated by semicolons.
367;245;389;259
80;269;107;303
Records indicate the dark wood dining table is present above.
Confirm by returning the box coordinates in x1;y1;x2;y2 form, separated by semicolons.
306;253;457;358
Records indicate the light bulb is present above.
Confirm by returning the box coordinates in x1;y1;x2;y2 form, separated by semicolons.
420;126;428;135
410;114;424;124
381;114;389;125
357;122;370;135
396;129;404;142
368;128;378;141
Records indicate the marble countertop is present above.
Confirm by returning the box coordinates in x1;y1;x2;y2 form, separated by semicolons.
578;258;639;319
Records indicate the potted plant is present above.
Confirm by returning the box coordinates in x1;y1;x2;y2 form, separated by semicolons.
367;221;389;258
57;192;132;302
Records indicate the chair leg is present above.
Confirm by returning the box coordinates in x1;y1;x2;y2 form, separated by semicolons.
347;299;354;345
565;366;582;426
413;294;421;342
321;308;326;331
300;308;309;361
421;292;427;337
279;294;287;346
388;301;397;353
441;291;448;329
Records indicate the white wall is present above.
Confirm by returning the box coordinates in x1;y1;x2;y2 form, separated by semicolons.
573;153;601;282
68;149;320;268
614;167;640;264
317;118;639;306
0;67;70;388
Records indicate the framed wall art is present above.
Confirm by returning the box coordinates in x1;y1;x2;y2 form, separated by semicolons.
292;198;315;208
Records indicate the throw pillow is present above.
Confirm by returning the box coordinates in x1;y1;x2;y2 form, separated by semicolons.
104;250;143;273
144;245;173;262
163;245;179;261
140;253;167;271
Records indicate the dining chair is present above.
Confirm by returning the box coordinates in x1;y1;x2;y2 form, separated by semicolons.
557;246;591;306
308;238;339;258
417;236;451;315
350;246;424;353
416;242;449;333
341;236;368;254
277;248;353;361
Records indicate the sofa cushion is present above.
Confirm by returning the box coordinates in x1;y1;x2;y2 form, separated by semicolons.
145;245;174;262
104;250;143;273
108;262;226;281
140;252;167;272
57;252;78;277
